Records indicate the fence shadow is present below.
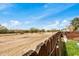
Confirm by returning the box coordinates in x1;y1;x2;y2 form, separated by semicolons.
62;42;68;56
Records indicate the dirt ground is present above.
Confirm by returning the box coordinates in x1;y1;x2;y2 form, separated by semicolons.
65;32;79;39
64;32;79;43
0;32;56;56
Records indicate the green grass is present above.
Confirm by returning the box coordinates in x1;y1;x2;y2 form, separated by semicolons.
65;40;79;56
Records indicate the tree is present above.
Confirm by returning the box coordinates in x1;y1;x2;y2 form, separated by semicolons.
30;28;39;33
71;17;79;31
0;24;8;33
40;29;45;32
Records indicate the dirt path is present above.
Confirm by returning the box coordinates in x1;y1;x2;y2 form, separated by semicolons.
0;32;56;56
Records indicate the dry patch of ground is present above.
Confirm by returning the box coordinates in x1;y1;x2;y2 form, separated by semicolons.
0;32;56;56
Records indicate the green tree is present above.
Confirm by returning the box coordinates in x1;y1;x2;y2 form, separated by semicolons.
71;17;79;31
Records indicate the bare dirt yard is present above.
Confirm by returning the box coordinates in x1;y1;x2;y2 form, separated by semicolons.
65;32;79;39
0;32;56;56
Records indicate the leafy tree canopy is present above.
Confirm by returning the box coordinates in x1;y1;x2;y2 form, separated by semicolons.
71;17;79;31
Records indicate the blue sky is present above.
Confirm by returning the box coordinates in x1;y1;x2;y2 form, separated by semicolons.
0;3;79;30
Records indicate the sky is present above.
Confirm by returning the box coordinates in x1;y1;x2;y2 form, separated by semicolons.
0;3;79;30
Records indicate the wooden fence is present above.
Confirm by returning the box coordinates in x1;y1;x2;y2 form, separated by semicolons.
23;32;65;56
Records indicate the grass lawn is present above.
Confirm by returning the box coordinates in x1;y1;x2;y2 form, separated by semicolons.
65;40;79;56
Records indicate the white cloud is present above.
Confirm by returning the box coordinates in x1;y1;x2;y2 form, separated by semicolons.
42;20;60;30
61;20;71;27
0;19;71;30
0;20;21;29
10;20;21;26
42;19;71;30
62;20;67;23
1;23;8;27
